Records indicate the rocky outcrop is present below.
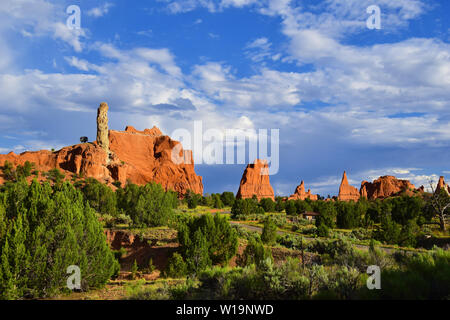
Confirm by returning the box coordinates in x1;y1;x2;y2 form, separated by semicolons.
108;129;202;195
96;102;109;153
338;171;360;202
435;176;450;195
360;176;417;200
236;159;274;201
0;103;203;196
125;125;163;136
289;181;318;201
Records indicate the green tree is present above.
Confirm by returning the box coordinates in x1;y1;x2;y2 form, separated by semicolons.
0;180;119;299
238;236;273;268
261;218;277;245
296;200;313;214
274;197;285;212
81;178;117;216
45;168;65;184
315;201;337;228
117;182;177;227
164;252;187;278
260;198;275;213
231;198;259;218
220;192;235;207
285;200;297;215
178;214;238;273
212;194;224;209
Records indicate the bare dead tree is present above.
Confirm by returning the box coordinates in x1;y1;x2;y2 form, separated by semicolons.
428;179;449;232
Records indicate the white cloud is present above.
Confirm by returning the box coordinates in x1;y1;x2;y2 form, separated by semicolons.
65;57;91;71
87;3;114;17
208;32;220;39
0;0;87;52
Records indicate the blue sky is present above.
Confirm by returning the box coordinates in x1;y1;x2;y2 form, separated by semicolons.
0;0;450;196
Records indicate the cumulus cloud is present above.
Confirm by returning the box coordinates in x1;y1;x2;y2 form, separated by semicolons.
0;0;87;52
87;3;114;17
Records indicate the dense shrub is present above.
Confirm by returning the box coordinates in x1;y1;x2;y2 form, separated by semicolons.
259;198;275;213
237;236;273;268
374;248;450;299
185;190;202;209
295;200;313;214
116;182;177;227
164;253;188;278
0;161;35;182
212;194;224;209
0;180;119;299
261;218;277;245
285;200;297;215
231;198;261;218
81;178;118;216
274;197;285;212
220;192;235;207
178;214;238;274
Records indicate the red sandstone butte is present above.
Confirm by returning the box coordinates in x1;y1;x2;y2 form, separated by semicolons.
360;175;417;200
288;181;318;201
435;176;450;195
236;159;275;201
338;171;360;202
0;129;203;196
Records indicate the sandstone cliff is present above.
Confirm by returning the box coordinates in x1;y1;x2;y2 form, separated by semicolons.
0;104;203;196
288;181;318;201
236;159;275;201
338;171;360;202
360;175;417;200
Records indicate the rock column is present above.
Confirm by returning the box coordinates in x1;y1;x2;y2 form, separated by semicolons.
96;102;109;153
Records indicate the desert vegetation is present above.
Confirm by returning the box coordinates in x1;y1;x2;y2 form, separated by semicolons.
0;163;449;300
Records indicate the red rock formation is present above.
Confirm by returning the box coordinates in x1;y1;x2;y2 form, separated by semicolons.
435;176;450;195
108;129;202;195
360;176;417;200
236;159;275;201
289;181;318;201
0;104;203;196
125;125;163;136
338;171;360;202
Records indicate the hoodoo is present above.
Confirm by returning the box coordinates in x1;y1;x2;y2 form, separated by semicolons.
0;102;203;196
360;176;418;200
338;171;360;202
96;102;110;153
435;176;450;195
289;181;318;201
236;159;275;201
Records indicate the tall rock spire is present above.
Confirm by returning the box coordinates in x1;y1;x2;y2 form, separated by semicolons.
96;102;109;153
338;171;360;202
436;176;450;195
236;159;275;201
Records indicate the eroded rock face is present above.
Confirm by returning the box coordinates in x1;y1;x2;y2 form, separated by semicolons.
0;127;203;196
0;143;112;183
338;171;360;202
360;175;417;200
435;176;450;195
236;159;275;201
108;129;202;195
96;102;109;153
125;125;163;136
289;181;318;201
